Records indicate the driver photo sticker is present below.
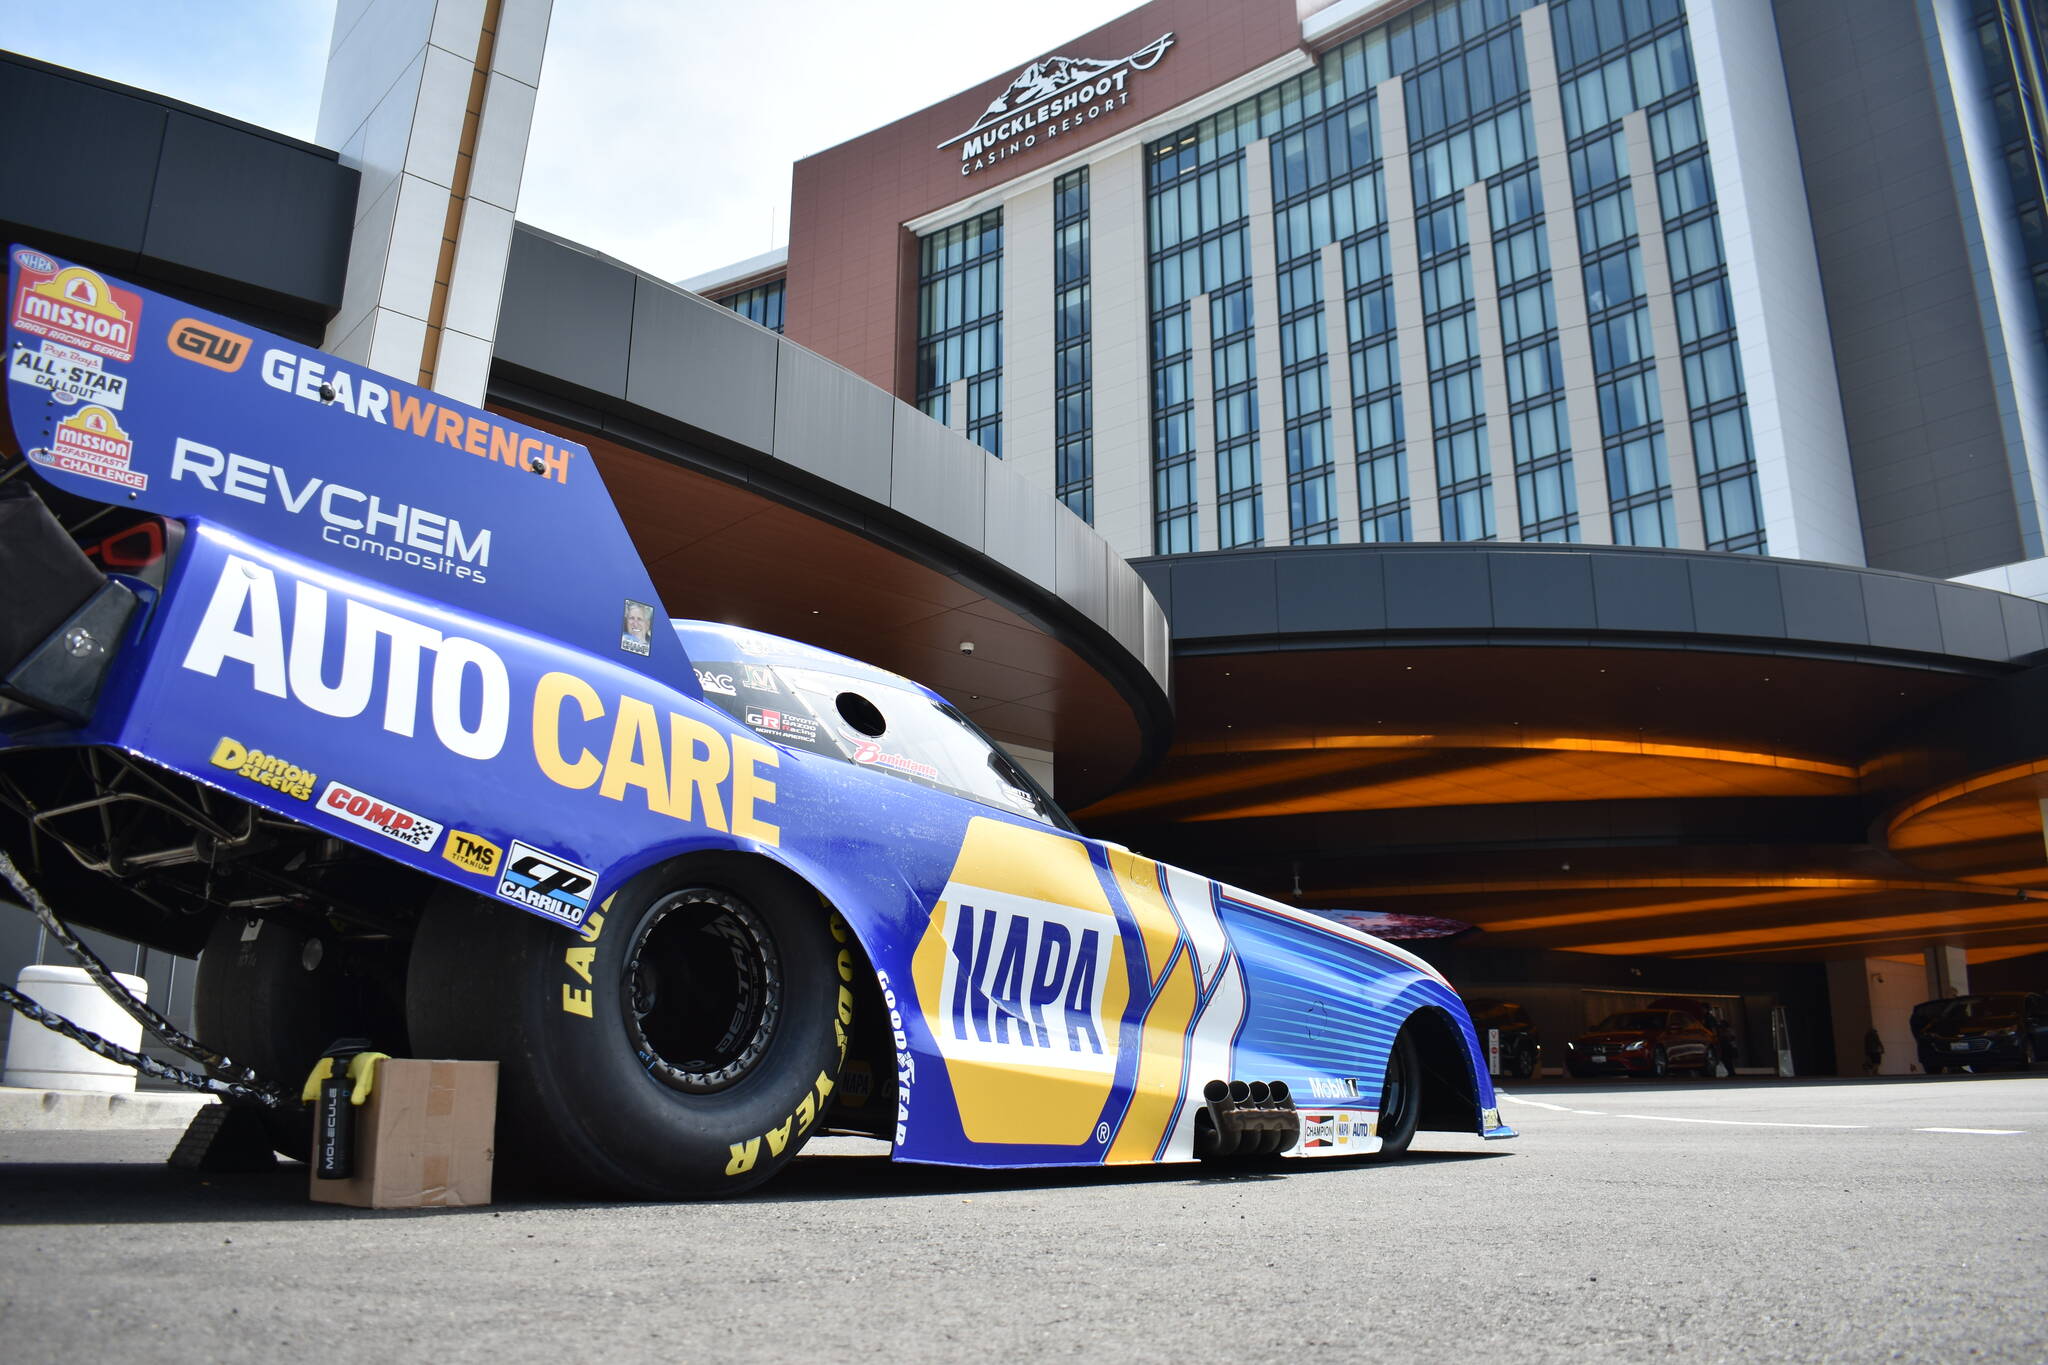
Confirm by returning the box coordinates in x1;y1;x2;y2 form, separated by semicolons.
621;598;653;655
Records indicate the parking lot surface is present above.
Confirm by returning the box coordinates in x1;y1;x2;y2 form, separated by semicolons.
0;1073;2042;1363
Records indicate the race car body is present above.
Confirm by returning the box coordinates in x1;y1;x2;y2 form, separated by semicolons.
1;247;1510;1195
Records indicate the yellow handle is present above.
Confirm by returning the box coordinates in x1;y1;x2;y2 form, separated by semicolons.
299;1056;335;1103
345;1051;391;1106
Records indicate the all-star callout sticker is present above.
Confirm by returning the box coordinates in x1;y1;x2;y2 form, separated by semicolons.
941;33;1174;176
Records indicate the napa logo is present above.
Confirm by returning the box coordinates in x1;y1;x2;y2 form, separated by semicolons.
940;893;1113;1068
909;818;1130;1147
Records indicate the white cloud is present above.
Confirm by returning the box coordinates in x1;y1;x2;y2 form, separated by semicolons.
1;0;333;141
518;0;1145;281
2;0;1143;281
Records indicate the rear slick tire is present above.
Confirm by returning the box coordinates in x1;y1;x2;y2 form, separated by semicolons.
1364;1029;1422;1161
405;857;852;1199
193;912;409;1162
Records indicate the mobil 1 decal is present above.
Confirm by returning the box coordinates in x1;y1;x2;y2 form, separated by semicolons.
3;245;678;673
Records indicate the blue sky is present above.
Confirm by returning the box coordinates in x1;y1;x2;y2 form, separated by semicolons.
3;0;1144;281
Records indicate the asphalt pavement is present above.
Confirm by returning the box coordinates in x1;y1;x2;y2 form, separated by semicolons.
0;1073;2042;1363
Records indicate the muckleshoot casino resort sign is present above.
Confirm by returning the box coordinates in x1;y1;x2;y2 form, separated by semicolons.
941;33;1175;177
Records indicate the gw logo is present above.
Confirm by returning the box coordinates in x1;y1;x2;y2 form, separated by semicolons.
945;901;1108;1062
168;317;250;372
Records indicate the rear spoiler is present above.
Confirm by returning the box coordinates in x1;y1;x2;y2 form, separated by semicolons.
3;244;692;688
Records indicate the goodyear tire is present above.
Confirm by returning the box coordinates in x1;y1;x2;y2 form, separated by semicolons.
405;855;852;1199
193;912;409;1161
1364;1029;1421;1161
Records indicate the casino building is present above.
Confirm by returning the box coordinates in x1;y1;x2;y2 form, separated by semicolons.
5;0;2048;1074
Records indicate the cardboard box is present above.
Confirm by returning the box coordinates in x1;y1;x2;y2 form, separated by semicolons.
308;1059;498;1209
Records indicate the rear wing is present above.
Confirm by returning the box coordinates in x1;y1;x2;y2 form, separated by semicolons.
4;245;689;686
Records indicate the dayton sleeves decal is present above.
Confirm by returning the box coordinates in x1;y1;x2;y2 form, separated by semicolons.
900;817;1248;1164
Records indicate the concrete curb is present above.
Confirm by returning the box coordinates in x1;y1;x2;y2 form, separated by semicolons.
0;1085;216;1131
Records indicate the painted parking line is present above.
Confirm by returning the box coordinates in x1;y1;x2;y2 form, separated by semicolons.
1498;1093;1865;1129
1500;1093;2032;1134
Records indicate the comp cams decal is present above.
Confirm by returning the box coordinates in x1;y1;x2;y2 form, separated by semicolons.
318;780;442;851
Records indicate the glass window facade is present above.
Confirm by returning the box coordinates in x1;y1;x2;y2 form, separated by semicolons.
1146;109;1254;551
917;210;1004;457
1054;169;1095;522
1123;0;1762;556
716;279;785;333
1971;0;2048;345
1554;0;1763;552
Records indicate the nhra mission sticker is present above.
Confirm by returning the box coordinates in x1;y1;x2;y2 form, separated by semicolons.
9;252;142;364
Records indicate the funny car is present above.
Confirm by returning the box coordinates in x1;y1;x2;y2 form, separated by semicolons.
0;247;1511;1196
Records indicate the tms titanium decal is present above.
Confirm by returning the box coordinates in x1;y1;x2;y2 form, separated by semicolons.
938;33;1172;176
170;438;493;584
10;339;127;408
9;256;141;363
208;736;315;800
497;840;596;925
257;348;576;484
319;781;442;851
442;829;504;877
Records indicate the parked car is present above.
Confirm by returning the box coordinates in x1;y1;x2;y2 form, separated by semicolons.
1912;993;2047;1073
1646;995;1739;1075
1566;1009;1722;1078
1465;998;1541;1078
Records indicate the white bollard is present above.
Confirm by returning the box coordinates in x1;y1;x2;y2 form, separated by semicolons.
3;964;148;1093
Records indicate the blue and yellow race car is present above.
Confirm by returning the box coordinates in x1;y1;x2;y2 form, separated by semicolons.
0;247;1510;1196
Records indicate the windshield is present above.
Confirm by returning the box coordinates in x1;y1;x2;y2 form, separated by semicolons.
1933;996;2023;1025
689;656;1062;827
1592;1012;1671;1031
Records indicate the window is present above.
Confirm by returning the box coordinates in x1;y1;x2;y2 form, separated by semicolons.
715;279;785;333
916;211;1004;457
1053;169;1094;523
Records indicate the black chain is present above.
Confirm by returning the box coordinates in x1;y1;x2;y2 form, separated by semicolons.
0;848;292;1107
0;983;285;1106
